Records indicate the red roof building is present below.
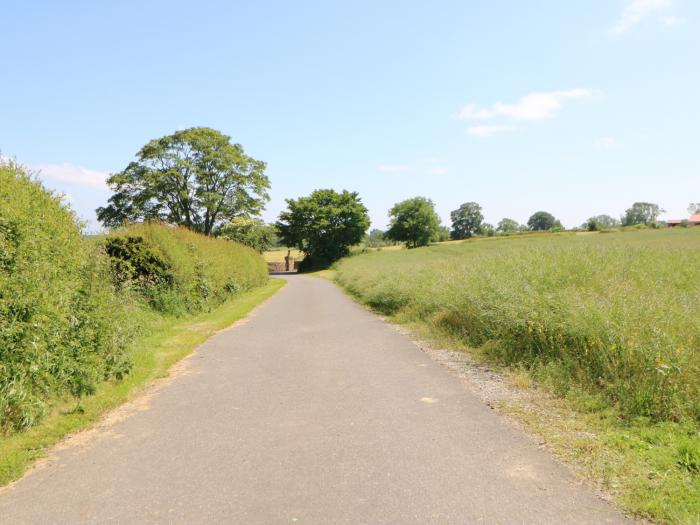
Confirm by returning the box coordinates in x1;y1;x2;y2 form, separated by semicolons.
690;214;700;226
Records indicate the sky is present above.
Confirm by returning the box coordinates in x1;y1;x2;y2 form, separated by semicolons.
1;0;698;231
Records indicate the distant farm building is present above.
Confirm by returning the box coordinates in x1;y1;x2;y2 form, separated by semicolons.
667;214;700;227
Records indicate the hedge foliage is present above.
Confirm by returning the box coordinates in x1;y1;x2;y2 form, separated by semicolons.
104;222;268;315
0;161;133;432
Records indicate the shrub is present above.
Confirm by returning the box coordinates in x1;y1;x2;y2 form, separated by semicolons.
0;161;133;432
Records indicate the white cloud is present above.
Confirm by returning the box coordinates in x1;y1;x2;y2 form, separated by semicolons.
468;125;516;138
33;163;110;190
612;0;672;34
459;89;592;122
458;104;494;119
377;164;410;173
430;166;449;175
595;136;619;149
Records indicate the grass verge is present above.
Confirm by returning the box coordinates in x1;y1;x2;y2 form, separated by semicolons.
0;278;284;487
401;321;700;524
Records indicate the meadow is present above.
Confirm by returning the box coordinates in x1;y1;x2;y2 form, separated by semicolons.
334;229;700;522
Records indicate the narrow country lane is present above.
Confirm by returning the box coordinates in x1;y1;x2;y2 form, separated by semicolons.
0;275;630;524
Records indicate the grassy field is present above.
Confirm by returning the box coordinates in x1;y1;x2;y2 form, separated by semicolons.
334;228;700;523
263;248;304;263
0;279;284;487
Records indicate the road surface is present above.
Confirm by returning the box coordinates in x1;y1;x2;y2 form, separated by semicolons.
0;275;630;524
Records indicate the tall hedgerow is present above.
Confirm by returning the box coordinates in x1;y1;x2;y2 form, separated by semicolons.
104;222;268;315
0;160;133;432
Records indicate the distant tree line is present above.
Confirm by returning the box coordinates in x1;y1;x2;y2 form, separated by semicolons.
95;128;695;270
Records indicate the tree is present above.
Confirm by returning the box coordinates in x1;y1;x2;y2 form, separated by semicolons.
622;202;664;226
584;214;619;231
481;223;495;237
366;229;392;248
276;189;370;269
433;225;451;242
496;218;521;234
689;203;700;215
217;217;273;253
368;229;385;244
527;211;561;231
96;127;270;235
450;202;484;239
386;197;440;248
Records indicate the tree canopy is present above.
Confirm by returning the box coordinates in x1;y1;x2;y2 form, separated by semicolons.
433;225;451;242
276;189;370;269
450;202;484;239
527;211;561;231
496;218;522;234
366;229;396;248
622;202;664;226
96;127;270;235
386;197;441;248
584;214;619;231
689;203;700;215
217;217;273;253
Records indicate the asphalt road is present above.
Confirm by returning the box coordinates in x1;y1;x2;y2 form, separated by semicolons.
0;275;630;524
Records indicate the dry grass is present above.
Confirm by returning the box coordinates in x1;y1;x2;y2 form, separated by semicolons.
263;248;304;263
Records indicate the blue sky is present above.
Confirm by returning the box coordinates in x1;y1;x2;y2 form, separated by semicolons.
1;0;698;231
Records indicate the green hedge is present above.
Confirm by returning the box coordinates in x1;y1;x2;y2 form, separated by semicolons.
104;222;268;315
0;161;133;432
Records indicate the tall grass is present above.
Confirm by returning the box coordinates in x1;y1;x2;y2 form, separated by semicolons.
335;229;700;423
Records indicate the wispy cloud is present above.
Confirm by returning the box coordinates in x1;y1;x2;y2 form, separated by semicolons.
34;163;110;190
468;125;516;138
662;15;684;26
612;0;672;34
429;166;449;175
377;164;410;173
595;136;619;149
459;89;592;122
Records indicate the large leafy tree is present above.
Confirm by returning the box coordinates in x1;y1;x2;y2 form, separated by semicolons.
96;127;270;235
386;197;440;248
527;211;562;231
622;202;664;226
450;201;484;239
688;203;700;215
276;189;370;269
